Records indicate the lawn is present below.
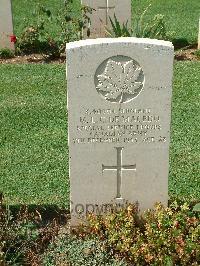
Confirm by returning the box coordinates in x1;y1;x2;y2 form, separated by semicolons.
0;62;199;207
0;64;69;207
170;61;200;199
12;0;200;44
132;0;200;44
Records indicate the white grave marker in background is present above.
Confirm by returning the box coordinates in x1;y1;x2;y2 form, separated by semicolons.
66;38;174;225
0;0;14;50
82;0;131;38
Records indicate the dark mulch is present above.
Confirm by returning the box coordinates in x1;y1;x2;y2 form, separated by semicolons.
175;46;200;61
0;45;200;64
0;53;66;64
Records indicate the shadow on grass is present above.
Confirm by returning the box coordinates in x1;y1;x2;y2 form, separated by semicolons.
6;203;70;226
172;37;192;50
0;194;71;265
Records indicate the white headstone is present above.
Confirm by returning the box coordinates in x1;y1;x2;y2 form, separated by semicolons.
66;38;174;225
0;0;14;50
82;0;131;38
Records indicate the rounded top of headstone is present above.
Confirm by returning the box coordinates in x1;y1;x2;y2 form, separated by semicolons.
66;37;174;50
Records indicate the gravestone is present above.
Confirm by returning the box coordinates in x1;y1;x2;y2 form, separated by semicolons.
0;0;14;50
82;0;131;38
67;38;174;225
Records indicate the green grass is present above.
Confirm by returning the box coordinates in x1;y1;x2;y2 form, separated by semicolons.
132;0;200;44
12;0;81;38
170;61;200;199
0;62;199;207
0;64;69;207
12;0;200;44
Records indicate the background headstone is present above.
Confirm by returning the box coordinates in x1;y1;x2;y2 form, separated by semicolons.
67;38;174;225
82;0;131;38
0;0;14;50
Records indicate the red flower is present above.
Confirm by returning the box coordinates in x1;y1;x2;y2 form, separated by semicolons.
10;35;17;43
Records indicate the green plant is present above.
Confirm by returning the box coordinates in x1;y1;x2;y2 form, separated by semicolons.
12;0;200;45
106;14;131;37
172;38;190;49
193;203;200;212
194;49;200;58
16;4;54;55
0;193;60;265
16;0;92;58
52;0;93;55
43;233;127;266
139;14;166;39
0;48;14;59
107;4;167;40
0;192;24;264
16;25;47;54
78;202;200;265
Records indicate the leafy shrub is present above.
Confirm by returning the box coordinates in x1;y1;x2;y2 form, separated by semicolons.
0;48;14;59
43;233;127;266
107;13;167;40
77;202;200;265
55;0;93;46
107;14;131;37
172;38;190;49
0;193;61;265
16;4;52;55
17;26;47;54
194;49;200;58
107;4;167;41
16;0;92;58
193;203;200;212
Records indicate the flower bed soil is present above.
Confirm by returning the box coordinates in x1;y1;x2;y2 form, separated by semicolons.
0;47;199;64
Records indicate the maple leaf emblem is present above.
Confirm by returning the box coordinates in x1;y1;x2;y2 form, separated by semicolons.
96;59;144;103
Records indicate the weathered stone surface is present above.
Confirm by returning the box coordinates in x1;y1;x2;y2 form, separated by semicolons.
82;0;131;38
66;38;174;225
0;0;14;50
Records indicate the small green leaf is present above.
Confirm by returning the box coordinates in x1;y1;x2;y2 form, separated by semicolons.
193;203;200;212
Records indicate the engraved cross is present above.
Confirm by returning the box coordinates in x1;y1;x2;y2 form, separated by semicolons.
98;0;115;25
102;147;136;199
